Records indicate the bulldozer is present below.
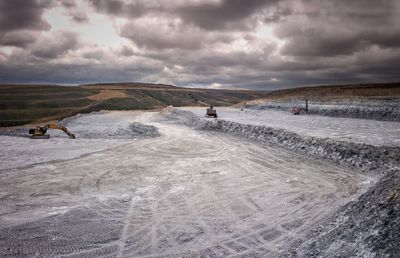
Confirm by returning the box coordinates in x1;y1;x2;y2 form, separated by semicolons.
205;105;218;118
29;124;75;139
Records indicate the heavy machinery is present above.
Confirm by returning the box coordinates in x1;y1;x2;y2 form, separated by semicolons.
205;105;218;118
29;124;76;139
292;98;309;115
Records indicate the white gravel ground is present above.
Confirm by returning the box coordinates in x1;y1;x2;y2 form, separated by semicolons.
0;111;154;170
180;107;400;147
0;110;375;257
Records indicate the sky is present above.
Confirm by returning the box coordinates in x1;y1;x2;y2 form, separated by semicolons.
0;0;399;90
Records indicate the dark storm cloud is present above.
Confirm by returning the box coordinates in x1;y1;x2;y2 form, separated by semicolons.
120;20;235;50
0;51;163;84
177;0;281;31
87;0;148;18
119;46;135;57
0;62;143;84
31;31;81;59
0;31;39;47
0;0;399;89
70;12;89;23
87;0;281;31
277;0;400;57
60;0;89;23
281;29;400;57
0;0;53;47
60;0;76;9
0;0;52;32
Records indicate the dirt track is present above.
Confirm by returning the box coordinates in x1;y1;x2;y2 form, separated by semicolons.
0;112;373;257
87;90;127;101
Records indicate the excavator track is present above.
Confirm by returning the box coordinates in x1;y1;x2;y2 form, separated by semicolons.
31;135;50;139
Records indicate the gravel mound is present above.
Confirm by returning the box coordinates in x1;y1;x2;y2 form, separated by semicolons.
285;169;400;258
57;112;161;139
164;108;400;257
128;122;160;137
73;122;160;139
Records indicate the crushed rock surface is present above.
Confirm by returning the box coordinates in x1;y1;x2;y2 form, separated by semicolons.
284;169;400;258
0;111;159;170
179;107;400;147
0;110;374;257
165;107;400;257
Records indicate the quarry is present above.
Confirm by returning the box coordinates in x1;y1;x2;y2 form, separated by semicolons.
1;102;399;257
1;0;399;256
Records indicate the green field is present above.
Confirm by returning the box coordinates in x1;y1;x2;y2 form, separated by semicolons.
0;83;269;127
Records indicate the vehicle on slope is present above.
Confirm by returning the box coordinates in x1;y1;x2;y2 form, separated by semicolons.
29;124;76;139
292;98;309;115
205;106;218;118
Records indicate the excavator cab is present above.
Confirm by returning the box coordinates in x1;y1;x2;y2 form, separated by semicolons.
29;126;50;139
29;124;75;139
205;105;218;118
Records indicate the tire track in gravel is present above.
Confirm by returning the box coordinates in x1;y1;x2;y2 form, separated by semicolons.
0;112;375;257
116;195;138;258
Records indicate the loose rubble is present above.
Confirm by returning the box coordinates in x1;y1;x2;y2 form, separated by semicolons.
164;108;400;174
164;107;400;257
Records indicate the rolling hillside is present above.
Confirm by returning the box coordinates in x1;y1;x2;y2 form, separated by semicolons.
251;82;400;101
0;83;270;127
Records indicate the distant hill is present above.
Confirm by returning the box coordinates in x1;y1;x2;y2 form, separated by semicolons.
252;82;400;101
81;82;179;90
0;83;270;127
3;82;399;127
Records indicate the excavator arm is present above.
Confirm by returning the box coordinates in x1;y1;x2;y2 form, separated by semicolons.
46;124;76;139
29;124;76;139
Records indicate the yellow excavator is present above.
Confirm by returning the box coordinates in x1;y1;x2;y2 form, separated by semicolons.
29;124;76;139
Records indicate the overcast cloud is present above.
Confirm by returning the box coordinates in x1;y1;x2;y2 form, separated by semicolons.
0;0;399;89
